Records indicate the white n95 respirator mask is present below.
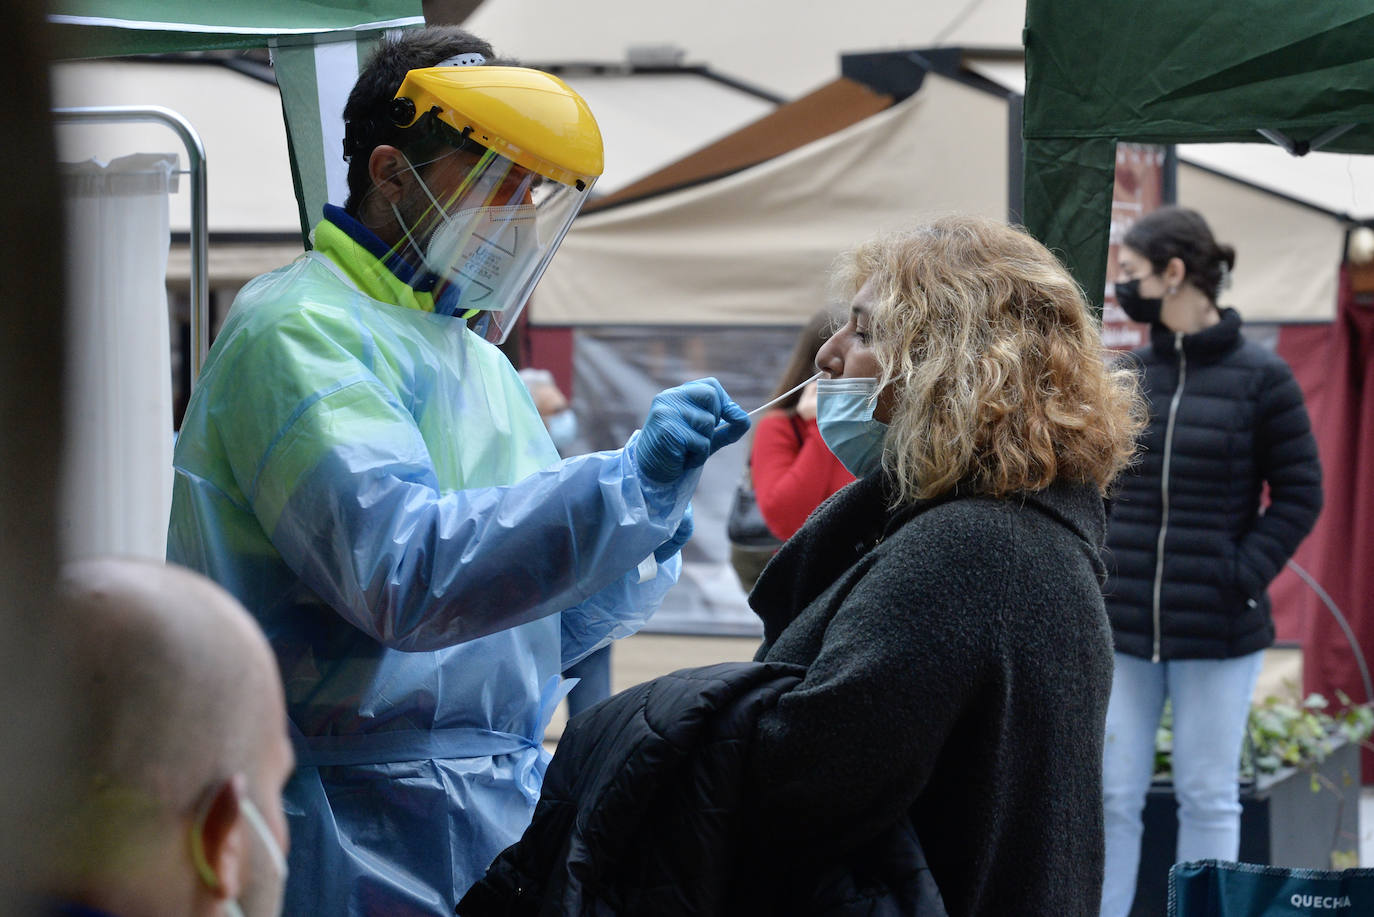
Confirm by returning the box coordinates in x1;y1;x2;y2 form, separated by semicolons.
422;202;541;314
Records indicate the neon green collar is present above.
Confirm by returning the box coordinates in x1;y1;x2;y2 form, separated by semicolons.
312;219;437;314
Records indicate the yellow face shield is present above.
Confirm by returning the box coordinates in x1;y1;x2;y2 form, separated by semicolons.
388;66;604;343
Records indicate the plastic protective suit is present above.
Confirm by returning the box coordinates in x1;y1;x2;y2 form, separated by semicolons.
168;207;695;916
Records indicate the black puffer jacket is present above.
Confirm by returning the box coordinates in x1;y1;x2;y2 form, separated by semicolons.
457;662;948;917
1104;309;1322;661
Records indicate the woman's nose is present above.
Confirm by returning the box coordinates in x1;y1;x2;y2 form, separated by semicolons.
815;333;842;377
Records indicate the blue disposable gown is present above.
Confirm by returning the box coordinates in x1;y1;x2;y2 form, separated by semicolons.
168;210;694;915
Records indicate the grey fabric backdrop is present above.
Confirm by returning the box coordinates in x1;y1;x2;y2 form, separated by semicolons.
571;325;804;634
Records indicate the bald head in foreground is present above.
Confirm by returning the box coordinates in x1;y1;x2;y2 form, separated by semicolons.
48;558;293;917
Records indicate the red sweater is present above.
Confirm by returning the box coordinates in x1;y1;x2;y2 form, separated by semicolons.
749;411;855;540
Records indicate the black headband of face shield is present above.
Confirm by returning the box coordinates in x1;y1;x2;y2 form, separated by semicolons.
342;102;489;166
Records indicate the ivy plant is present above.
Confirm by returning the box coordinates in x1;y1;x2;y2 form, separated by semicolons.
1152;686;1374;785
1151;685;1374;868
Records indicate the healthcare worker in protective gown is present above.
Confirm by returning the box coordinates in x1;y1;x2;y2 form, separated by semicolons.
167;27;750;917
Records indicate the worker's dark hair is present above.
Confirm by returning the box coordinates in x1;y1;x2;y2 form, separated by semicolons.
341;27;513;215
1123;206;1237;303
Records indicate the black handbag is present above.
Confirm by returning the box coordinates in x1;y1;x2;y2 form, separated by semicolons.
727;417;802;590
727;468;783;549
727;467;782;592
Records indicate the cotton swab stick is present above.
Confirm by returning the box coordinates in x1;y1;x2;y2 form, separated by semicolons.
745;371;824;417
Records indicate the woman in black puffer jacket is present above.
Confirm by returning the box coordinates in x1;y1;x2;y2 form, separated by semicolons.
1099;207;1323;917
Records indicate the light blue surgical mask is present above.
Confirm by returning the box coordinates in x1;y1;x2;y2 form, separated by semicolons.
816;377;888;478
545;408;579;454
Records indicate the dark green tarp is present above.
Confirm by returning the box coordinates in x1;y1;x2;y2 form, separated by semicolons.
1023;1;1374;794
1022;2;1374;304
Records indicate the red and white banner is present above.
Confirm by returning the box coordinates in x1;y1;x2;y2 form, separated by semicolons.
1103;144;1168;350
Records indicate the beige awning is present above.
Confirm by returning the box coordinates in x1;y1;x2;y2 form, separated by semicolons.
166;240;304;286
587;78;892;211
52;60;301;234
1178;163;1343;322
533;73;1010;326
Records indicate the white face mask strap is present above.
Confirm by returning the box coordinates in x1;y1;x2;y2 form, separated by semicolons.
239;796;288;877
401;147;504;216
399;152;449;223
388;201;430;267
397;151;495;270
216;796;287;917
190;787;287;917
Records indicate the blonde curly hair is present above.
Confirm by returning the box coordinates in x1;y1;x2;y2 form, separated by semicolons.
833;215;1145;503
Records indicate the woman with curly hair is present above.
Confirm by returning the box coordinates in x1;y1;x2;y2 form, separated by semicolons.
460;215;1145;917
741;215;1145;916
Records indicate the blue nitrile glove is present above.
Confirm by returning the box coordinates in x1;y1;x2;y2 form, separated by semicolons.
635;378;751;484
654;504;694;563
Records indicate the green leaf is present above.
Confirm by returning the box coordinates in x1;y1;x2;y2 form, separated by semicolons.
1158;691;1374;782
1331;850;1360;870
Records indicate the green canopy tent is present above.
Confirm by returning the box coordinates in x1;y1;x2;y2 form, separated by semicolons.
1022;0;1374;782
1022;2;1374;304
50;1;426;238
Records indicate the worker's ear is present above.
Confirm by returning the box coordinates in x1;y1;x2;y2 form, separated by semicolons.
190;774;247;902
369;145;411;205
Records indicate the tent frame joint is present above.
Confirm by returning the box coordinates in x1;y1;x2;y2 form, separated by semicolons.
1257;124;1357;157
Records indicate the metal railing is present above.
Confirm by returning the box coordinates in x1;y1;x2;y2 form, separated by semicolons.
52;105;209;389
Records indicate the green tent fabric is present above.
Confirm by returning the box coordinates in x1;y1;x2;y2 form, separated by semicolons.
50;1;422;58
1022;2;1374;306
273;36;388;238
49;2;423;241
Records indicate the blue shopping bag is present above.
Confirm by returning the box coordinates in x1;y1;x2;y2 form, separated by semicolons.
1169;860;1374;916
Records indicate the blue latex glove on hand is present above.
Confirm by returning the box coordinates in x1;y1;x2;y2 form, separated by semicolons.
635;378;750;484
654;504;694;564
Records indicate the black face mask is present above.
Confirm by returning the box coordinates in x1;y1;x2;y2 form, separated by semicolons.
1114;277;1163;325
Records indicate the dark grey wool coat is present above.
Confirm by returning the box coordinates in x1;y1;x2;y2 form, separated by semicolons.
1104;308;1322;661
748;472;1114;917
